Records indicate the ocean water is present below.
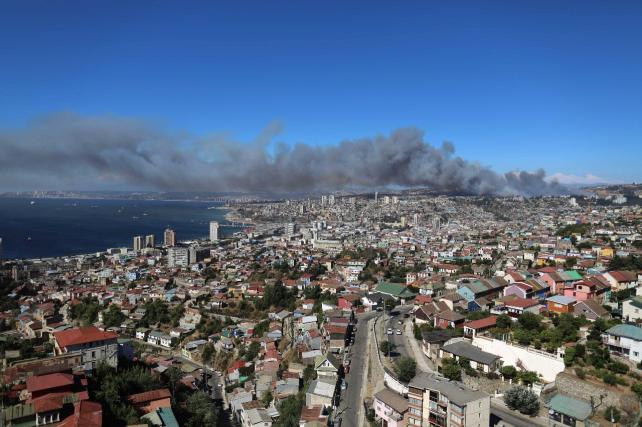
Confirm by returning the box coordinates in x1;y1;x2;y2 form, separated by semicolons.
0;198;230;260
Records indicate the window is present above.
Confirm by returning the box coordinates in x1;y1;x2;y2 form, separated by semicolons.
410;407;421;416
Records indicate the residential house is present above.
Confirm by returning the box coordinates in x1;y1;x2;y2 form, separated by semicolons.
434;310;465;329
546;295;577;314
440;340;501;374
52;326;119;370
373;388;408;427
602;324;642;363
547;394;593;427
406;373;490;427
573;300;610;322
623;296;642;322
463;316;497;338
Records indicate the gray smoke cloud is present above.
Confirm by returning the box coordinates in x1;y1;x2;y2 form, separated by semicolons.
0;112;567;196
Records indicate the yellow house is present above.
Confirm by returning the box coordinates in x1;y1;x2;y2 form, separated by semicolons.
599;247;614;258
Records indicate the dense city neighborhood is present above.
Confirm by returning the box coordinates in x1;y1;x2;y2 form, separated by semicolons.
2;185;642;427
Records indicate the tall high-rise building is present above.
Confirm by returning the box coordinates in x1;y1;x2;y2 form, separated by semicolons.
145;234;155;248
321;195;328;206
167;246;189;268
328;194;335;206
286;222;297;236
374;191;379;203
164;228;176;247
0;237;3;265
133;236;144;251
209;221;219;241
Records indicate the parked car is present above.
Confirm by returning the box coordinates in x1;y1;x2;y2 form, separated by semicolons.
396;329;402;335
387;328;393;335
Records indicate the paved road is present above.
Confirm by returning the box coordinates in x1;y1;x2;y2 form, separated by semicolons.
382;305;546;427
384;305;414;360
334;311;379;427
490;401;547;427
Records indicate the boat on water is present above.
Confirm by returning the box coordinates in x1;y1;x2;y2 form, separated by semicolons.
29;201;35;205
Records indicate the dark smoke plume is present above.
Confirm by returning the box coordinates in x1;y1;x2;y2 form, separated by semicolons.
0;112;567;196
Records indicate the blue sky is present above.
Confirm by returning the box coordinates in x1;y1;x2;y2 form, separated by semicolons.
1;1;641;183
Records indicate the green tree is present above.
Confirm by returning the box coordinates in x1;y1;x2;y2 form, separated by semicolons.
500;365;517;380
518;371;539;386
503;386;540;415
517;312;541;331
102;304;126;328
496;314;513;329
261;390;273;407
164;366;183;398
442;359;462;381
379;341;396;354
186;391;217;427
395;357;417;383
274;395;304;427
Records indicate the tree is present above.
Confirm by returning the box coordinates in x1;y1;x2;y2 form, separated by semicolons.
517;312;541;331
496;314;513;329
395;357;417;383
102;304;126;328
500;365;517;380
379;341;396;354
261;390;273;407
503;386;540;415
202;343;215;367
164;366;183;398
275;395;304;427
186;391;217;427
518;371;539;386
442;359;462;381
245;341;261;361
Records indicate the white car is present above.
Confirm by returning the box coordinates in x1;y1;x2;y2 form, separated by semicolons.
387;328;393;335
396;329;402;335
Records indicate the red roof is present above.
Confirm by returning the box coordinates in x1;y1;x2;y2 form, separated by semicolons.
32;394;65;412
27;373;74;393
127;388;171;405
58;400;103;427
53;327;118;349
464;315;497;330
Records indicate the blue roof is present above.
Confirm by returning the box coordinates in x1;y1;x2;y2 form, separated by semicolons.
606;324;642;341
546;295;576;305
158;407;180;427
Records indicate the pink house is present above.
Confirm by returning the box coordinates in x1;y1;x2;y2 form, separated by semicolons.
563;278;609;302
374;388;408;427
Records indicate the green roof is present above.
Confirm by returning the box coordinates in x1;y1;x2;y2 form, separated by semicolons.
606;324;642;341
563;270;583;280
375;282;417;299
548;394;592;420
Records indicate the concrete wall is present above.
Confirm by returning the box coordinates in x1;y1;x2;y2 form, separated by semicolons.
471;336;564;382
463;397;491;427
383;370;408;395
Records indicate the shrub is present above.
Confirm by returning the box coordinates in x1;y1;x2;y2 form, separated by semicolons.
604;406;621;422
608;361;629;374
442;359;462;381
602;372;617;385
395;357;417;383
575;367;586;380
487;372;500;380
503;386;540;415
500;365;517;380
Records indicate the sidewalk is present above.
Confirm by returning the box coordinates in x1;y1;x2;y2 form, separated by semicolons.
402;320;434;373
